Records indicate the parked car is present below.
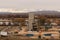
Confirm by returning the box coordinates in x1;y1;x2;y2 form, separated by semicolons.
41;31;59;40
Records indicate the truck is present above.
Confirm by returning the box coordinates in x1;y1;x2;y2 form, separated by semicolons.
0;31;8;37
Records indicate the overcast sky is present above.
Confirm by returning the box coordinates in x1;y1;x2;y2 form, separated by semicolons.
0;0;60;11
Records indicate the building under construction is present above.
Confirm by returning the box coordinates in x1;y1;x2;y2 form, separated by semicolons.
0;11;60;40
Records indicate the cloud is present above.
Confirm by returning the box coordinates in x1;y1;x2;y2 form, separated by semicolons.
0;0;60;11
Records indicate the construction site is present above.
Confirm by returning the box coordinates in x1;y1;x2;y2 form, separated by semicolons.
0;11;60;40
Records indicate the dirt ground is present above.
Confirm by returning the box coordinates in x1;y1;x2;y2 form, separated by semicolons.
0;35;59;40
0;35;39;40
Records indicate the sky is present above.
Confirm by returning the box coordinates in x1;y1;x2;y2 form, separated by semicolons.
0;0;60;11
